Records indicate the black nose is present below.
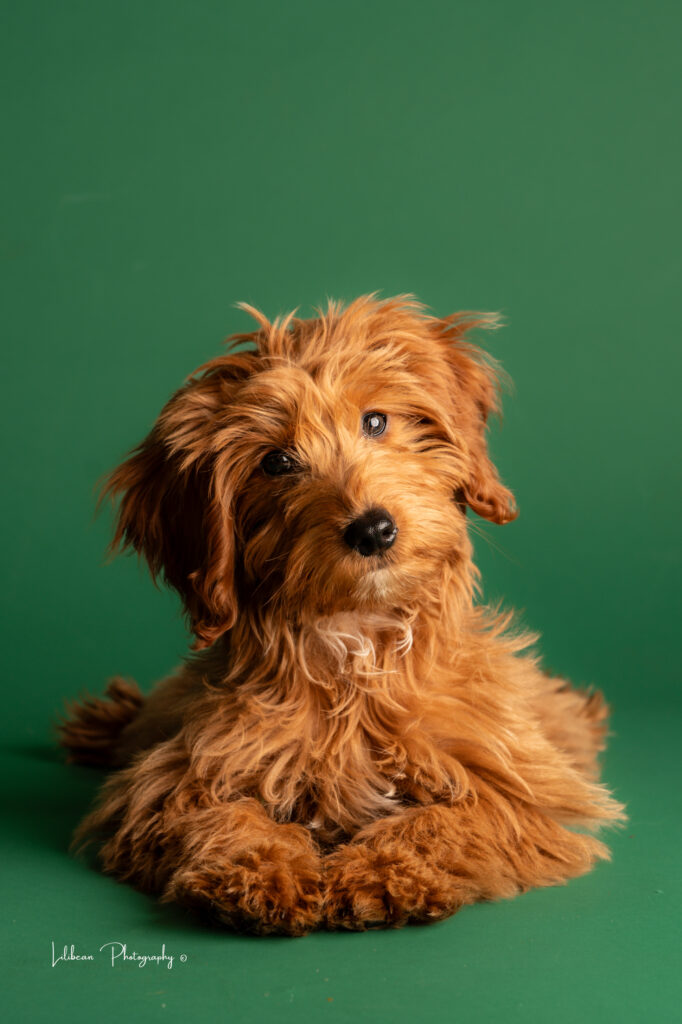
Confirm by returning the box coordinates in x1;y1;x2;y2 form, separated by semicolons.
343;507;398;557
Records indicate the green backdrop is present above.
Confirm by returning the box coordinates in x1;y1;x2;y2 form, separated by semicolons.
3;1;680;1021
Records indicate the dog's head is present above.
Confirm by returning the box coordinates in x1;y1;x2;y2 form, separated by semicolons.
103;295;516;648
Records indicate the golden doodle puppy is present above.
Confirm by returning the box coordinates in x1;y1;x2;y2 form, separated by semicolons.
60;295;624;934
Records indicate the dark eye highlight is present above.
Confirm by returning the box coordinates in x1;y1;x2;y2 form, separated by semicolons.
362;412;387;437
261;450;298;476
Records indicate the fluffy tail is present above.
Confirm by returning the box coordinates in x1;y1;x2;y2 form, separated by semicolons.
58;677;144;767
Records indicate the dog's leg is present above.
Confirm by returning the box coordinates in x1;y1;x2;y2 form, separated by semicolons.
164;800;324;936
323;790;620;931
75;739;324;936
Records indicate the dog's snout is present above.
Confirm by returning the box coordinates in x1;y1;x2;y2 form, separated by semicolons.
343;507;398;557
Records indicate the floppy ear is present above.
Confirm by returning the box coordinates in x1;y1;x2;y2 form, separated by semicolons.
101;350;258;648
440;314;517;525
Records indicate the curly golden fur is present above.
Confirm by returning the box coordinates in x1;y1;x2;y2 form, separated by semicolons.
59;295;625;934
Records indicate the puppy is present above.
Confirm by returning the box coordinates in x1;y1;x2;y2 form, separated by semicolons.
60;295;624;934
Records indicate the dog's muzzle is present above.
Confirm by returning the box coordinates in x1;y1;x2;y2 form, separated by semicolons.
343;507;398;557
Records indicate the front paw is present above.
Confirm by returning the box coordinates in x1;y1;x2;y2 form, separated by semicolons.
323;844;462;931
166;847;324;936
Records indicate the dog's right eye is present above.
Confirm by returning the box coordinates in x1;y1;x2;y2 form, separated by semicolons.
261;450;297;476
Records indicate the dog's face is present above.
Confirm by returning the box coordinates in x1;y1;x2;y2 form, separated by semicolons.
104;296;516;647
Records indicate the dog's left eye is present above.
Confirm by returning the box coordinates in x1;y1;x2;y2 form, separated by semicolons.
261;450;298;476
362;412;387;437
